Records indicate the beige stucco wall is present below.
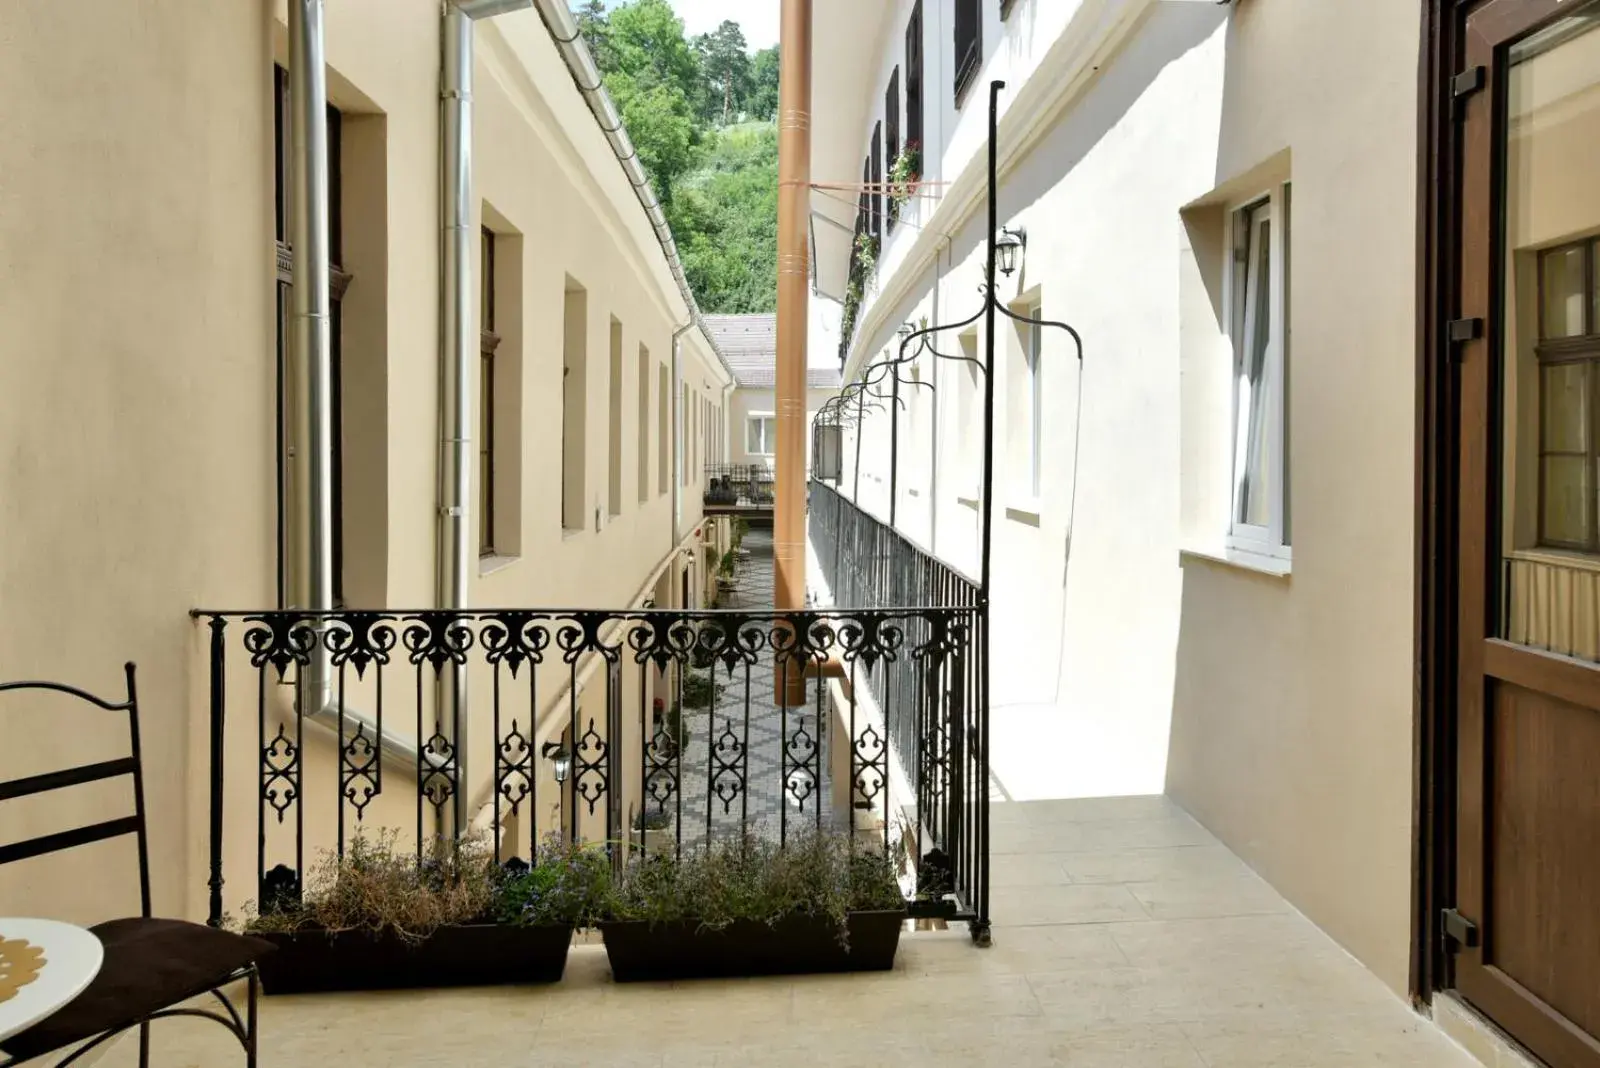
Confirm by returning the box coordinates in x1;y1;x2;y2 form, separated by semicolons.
1166;0;1421;995
0;0;729;926
729;386;837;471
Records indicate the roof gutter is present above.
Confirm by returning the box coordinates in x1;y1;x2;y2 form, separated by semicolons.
531;0;736;386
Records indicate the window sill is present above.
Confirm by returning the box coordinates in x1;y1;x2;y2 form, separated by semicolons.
1005;503;1041;527
1508;546;1600;573
957;494;981;511
478;553;521;577
561;526;587;542
1180;545;1292;579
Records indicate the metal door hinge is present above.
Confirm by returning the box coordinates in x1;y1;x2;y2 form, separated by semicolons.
1441;908;1480;950
1451;66;1485;119
1453;66;1485;99
1449;317;1483;345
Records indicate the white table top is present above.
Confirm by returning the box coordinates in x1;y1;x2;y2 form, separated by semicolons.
0;919;104;1044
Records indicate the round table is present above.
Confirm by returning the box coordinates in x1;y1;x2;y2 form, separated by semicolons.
0;919;104;1044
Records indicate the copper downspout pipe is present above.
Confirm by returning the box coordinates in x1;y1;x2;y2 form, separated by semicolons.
775;0;812;706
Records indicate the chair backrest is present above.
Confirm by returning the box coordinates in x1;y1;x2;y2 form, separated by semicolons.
0;663;151;918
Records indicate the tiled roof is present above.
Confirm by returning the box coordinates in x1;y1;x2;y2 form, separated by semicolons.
702;314;842;390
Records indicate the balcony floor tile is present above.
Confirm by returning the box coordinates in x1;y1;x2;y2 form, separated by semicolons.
105;797;1477;1068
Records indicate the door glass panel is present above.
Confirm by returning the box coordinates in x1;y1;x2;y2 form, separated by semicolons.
1541;455;1591;546
1541;244;1587;339
1542;362;1589;452
1498;7;1600;655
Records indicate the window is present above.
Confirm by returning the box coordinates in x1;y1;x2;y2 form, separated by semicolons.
1227;185;1291;558
954;0;982;103
658;363;669;496
870;122;883;245
747;413;777;456
608;317;623;518
1534;239;1600;550
479;228;500;554
957;330;981;493
638;345;651;503
1001;0;1020;18
274;66;350;606
886;69;900;232
562;279;588;532
906;2;924;152
1008;302;1043;498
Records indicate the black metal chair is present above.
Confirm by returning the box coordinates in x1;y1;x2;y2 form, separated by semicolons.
0;664;273;1067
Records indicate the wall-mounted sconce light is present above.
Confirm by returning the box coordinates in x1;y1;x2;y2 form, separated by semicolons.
996;227;1027;278
542;741;571;785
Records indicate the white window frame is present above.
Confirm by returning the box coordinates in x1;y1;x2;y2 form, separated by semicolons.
1225;184;1291;565
747;412;777;457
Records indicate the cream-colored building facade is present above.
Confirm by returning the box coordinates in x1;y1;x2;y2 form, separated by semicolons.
704;314;841;475
0;0;732;925
813;0;1420;1008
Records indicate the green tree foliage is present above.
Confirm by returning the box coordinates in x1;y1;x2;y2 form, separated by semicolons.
748;46;781;121
571;2;780;313
693;21;753;125
671;123;778;313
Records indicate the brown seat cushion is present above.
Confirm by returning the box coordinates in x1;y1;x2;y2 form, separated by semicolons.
0;918;275;1062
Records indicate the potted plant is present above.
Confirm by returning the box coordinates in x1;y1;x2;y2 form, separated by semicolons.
889;141;921;209
244;832;600;994
597;831;907;982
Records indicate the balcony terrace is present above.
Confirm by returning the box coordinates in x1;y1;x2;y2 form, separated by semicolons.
124;793;1475;1067
72;486;1481;1068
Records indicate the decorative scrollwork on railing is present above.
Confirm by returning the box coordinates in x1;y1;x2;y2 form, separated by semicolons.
839;614;906;674
418;726;457;814
339;722;379;819
496;718;533;814
401;612;474;674
627;611;698;674
853;723;888;807
644;717;680;814
783;716;820;811
243;612;317;679
709;718;746;814
261;723;299;823
481;611;550;678
325;612;397;679
556;612;622;667
572;717;608;815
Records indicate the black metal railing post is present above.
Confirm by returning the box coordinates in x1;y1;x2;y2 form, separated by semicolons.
207;615;227;928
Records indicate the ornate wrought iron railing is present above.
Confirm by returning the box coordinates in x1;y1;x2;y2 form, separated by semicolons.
195;602;986;934
808;479;988;939
702;463;774;507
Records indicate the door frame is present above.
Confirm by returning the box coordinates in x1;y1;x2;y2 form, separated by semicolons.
1416;6;1600;1066
1414;0;1467;1009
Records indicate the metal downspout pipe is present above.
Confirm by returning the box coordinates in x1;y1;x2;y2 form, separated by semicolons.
438;0;533;834
288;0;338;736
671;320;695;551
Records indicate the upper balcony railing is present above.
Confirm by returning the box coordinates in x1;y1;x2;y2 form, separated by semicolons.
703;464;774;509
807;479;987;929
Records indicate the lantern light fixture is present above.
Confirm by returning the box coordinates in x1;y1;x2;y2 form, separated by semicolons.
995;227;1027;278
542;741;572;785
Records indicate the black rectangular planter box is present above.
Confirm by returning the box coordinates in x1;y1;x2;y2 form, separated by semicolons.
254;923;573;994
600;910;906;982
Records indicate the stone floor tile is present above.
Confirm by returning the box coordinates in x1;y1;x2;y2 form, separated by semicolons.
1124;871;1293;921
1058;844;1250;885
991;882;1151;926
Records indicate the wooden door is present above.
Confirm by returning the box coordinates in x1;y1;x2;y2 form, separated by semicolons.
1454;3;1600;1066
